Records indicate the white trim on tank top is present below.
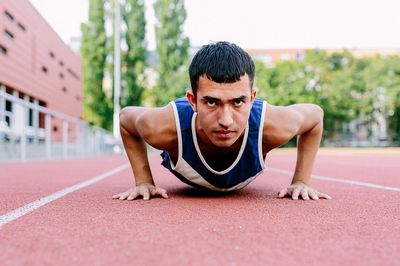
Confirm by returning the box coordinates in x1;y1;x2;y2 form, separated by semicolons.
258;101;267;168
168;100;265;192
191;113;249;175
169;101;182;170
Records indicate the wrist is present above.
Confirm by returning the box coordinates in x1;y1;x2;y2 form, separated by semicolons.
136;177;155;186
291;180;309;186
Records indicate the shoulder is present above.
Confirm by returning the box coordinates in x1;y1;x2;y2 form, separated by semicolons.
121;103;178;152
262;102;323;152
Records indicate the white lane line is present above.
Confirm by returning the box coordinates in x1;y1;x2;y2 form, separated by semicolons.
0;163;130;228
267;167;400;192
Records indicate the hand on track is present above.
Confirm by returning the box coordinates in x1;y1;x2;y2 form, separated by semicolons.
278;181;331;201
112;184;169;201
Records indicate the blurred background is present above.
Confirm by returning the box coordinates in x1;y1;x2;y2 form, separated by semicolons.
1;0;400;162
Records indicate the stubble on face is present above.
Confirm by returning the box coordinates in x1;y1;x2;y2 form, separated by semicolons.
192;74;255;150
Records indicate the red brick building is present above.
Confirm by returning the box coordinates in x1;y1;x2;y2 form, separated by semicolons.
246;48;400;66
0;0;82;140
246;49;306;65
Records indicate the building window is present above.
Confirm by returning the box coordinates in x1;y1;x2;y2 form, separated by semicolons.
59;60;64;67
76;96;81;101
49;51;55;58
296;52;305;61
59;73;64;79
17;22;26;32
4;30;14;40
255;54;272;64
62;86;67;93
38;101;46;129
28;108;34;127
4;11;14;22
280;53;291;61
5;100;12;126
67;68;79;80
41;66;48;73
0;44;7;55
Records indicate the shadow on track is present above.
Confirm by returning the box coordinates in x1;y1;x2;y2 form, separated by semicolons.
168;186;279;200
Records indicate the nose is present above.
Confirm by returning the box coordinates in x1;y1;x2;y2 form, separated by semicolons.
217;105;233;129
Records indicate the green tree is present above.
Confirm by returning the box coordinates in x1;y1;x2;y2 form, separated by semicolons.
153;0;190;106
322;51;370;139
81;0;113;129
121;0;147;107
361;55;400;144
255;50;364;141
254;49;400;145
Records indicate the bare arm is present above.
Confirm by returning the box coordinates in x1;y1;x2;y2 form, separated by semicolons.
280;104;323;185
113;104;177;200
263;103;331;200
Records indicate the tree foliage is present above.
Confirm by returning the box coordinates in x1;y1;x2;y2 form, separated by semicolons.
121;0;147;107
153;0;190;106
255;50;400;145
81;0;113;130
81;0;149;130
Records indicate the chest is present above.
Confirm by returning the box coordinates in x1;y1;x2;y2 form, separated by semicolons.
203;151;239;171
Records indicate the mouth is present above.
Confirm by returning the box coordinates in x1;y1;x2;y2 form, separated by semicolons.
213;130;234;139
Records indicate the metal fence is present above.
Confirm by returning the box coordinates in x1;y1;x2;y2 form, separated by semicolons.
0;90;121;163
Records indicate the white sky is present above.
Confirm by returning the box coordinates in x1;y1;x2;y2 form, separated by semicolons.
30;0;400;50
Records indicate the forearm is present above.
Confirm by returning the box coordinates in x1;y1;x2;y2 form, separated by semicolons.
120;125;155;186
291;119;323;185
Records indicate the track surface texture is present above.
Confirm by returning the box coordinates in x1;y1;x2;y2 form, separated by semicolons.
1;148;399;266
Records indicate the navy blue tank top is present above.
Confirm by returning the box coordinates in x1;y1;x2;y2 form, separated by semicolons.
161;97;267;192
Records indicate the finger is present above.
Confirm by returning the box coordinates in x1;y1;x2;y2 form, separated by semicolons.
292;188;301;200
317;192;332;200
112;193;122;199
278;188;288;198
156;188;169;199
127;190;140;201
309;190;319;200
301;189;310;200
119;192;130;200
150;189;159;196
150;188;169;199
140;187;150;200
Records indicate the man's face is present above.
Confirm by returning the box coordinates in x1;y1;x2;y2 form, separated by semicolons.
187;74;256;148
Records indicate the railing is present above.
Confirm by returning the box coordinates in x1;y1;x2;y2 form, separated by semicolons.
0;90;122;162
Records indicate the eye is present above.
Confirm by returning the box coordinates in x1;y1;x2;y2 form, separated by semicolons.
206;100;216;107
233;99;244;107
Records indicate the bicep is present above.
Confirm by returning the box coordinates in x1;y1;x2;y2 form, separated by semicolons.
286;103;324;135
119;104;177;150
262;103;323;150
135;104;178;151
119;106;150;137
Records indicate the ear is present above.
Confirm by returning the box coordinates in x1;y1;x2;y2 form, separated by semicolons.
186;90;197;112
250;89;257;103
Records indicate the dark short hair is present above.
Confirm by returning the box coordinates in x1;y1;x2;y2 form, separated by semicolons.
189;41;255;97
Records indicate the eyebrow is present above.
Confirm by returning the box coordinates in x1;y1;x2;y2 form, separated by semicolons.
202;95;248;103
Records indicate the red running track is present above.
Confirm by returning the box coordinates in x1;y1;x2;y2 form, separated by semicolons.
0;149;400;265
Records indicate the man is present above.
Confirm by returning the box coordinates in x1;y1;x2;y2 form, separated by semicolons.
113;41;331;201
